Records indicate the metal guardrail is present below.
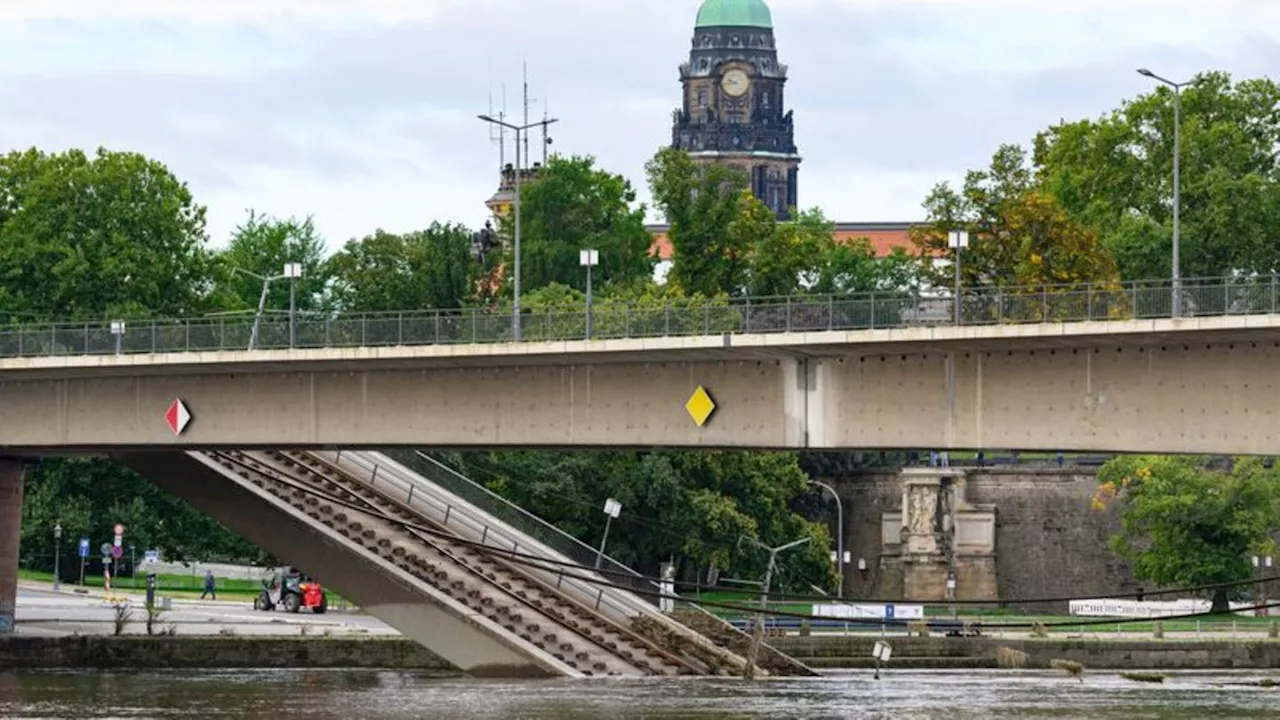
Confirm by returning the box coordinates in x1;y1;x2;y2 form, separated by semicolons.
0;276;1276;357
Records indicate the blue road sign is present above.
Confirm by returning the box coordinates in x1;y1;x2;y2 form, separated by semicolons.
884;604;896;619
78;538;90;558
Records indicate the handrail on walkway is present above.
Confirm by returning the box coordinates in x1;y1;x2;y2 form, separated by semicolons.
0;274;1275;358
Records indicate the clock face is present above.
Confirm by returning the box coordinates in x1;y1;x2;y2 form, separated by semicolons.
721;69;750;97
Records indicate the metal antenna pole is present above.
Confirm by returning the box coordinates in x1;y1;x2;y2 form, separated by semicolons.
740;535;811;680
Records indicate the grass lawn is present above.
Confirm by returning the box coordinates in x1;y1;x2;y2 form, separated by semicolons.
18;569;353;607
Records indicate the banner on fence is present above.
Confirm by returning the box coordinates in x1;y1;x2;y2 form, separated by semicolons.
812;603;925;621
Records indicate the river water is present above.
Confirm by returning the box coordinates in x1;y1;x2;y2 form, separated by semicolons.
0;669;1276;719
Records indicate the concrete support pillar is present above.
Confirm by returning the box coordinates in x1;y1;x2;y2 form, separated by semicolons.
0;458;24;634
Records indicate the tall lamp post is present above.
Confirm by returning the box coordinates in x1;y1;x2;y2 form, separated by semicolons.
283;262;303;348
580;249;598;339
809;480;844;597
477;113;559;341
595;498;621;569
52;523;62;593
235;267;288;350
1138;68;1190;317
948;230;969;325
739;534;811;680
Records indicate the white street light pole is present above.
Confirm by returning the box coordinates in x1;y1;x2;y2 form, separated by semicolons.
283;262;303;348
580;249;599;339
52;523;62;593
809;480;844;597
1138;68;1190;317
478;114;560;341
596;498;622;569
948;230;970;325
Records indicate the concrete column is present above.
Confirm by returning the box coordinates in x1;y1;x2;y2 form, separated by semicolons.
0;458;24;634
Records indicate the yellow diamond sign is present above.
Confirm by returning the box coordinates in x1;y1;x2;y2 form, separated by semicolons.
685;386;717;428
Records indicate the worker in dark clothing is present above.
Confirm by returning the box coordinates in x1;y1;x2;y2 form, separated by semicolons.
201;570;217;600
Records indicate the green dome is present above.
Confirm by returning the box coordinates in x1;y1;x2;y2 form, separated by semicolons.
695;0;773;29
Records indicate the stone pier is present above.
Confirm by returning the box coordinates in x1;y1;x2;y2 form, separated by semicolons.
0;459;24;634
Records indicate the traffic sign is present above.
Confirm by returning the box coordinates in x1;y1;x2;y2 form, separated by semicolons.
165;398;192;436
144;550;160;564
78;538;90;558
113;524;124;536
99;543;112;557
110;545;123;559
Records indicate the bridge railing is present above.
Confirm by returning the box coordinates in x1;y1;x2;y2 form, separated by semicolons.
0;275;1275;357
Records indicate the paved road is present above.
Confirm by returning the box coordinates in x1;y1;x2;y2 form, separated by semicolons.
14;583;398;637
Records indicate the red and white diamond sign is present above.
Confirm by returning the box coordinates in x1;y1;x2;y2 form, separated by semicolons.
165;398;192;436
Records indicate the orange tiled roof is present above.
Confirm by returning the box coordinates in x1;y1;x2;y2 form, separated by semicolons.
646;222;925;260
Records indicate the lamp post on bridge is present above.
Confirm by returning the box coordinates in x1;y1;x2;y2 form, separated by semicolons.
580;249;598;339
948;230;969;325
283;262;303;348
477;113;560;341
235;265;302;350
1138;67;1190;318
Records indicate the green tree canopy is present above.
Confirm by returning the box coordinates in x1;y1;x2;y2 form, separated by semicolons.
1095;455;1280;612
215;210;329;313
507;155;655;294
646;147;753;296
0;147;215;319
449;450;835;592
1034;71;1280;280
326;222;494;312
911;144;1120;289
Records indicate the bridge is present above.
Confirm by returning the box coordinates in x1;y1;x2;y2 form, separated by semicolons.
3;275;1279;668
0;276;1278;455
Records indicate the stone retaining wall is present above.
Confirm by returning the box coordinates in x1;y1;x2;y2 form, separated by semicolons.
0;636;457;671
772;635;1280;670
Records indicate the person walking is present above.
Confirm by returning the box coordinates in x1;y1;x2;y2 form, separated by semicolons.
201;570;217;600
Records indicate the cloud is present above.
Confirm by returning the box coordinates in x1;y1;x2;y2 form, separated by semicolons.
0;0;1274;249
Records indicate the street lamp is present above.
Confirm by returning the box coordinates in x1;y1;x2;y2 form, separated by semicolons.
110;321;126;356
948;230;969;325
52;523;62;593
739;534;811;680
283;262;303;348
234;267;288;350
1138;68;1191;317
809;480;844;597
595;498;621;569
477;113;560;341
580;249;599;339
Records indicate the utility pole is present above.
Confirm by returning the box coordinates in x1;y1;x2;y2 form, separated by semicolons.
739;535;811;680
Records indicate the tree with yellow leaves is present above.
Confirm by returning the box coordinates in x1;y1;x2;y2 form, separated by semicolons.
911;145;1120;291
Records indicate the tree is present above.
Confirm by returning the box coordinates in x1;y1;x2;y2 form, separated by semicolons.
1034;72;1280;280
21;458;265;578
327;222;494;312
451;449;835;592
745;204;827;297
507;155;654;294
215;210;329;313
0;147;215;319
646;147;752;297
1095;455;1280;612
911;144;1119;290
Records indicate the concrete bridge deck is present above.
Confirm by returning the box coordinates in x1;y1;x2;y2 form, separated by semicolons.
1;314;1278;454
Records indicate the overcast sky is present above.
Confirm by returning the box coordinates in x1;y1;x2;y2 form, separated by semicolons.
1;0;1275;251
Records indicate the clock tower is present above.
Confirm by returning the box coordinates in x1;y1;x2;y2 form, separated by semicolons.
672;0;799;219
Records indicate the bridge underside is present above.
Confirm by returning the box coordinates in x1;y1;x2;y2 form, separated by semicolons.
1;322;1279;455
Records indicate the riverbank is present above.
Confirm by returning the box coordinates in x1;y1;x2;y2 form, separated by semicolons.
3;634;1278;673
0;636;455;672
772;635;1280;670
